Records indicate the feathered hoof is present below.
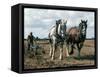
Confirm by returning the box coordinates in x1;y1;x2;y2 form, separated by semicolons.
59;57;63;60
51;57;54;60
59;56;62;60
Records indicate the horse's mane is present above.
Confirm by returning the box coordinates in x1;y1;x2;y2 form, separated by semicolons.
49;25;55;32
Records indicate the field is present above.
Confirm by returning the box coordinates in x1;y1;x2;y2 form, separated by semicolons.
24;39;95;69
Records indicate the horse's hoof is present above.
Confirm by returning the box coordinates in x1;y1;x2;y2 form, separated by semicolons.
51;57;54;60
59;58;62;60
59;58;61;60
59;57;63;60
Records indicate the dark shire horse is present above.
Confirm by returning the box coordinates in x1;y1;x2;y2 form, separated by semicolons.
66;20;88;58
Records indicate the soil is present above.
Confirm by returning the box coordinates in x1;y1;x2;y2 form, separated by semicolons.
24;39;95;69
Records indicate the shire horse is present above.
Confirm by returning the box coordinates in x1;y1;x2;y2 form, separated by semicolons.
66;20;88;57
48;19;69;60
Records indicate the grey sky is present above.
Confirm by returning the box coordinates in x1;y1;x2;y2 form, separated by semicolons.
24;8;95;39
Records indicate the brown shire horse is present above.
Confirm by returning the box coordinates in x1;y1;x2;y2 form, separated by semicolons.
66;20;88;58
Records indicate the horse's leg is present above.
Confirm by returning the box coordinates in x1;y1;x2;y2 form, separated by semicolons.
76;42;83;58
49;38;53;57
59;44;63;60
49;43;52;57
51;36;57;60
65;43;69;57
51;44;56;60
76;43;80;57
79;42;84;57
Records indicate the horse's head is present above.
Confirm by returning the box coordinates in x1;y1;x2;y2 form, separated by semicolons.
56;19;61;26
79;20;88;35
58;19;67;38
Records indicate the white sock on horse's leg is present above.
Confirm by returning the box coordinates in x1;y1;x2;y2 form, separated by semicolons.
66;46;69;57
51;46;55;60
51;52;54;60
49;50;52;57
49;45;52;56
59;48;63;60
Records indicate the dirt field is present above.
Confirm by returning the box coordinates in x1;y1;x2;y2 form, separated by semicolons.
24;39;95;69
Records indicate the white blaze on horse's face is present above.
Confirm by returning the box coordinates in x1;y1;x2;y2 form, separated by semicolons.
58;24;61;35
81;21;87;35
82;24;86;33
59;19;67;37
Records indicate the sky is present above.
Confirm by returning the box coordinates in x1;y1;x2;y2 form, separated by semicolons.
24;8;95;39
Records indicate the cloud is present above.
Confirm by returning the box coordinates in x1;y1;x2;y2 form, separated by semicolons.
24;8;95;39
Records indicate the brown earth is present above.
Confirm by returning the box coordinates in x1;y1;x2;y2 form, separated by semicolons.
24;40;95;69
